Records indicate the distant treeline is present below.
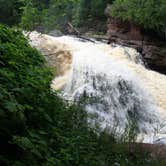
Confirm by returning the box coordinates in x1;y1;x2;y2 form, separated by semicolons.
0;0;112;32
0;0;165;37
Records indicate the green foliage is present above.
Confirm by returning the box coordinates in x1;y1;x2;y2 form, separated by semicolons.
0;0;26;26
20;4;46;31
46;0;78;30
110;0;166;33
20;0;78;32
19;0;114;32
0;0;112;31
20;0;49;31
77;0;111;21
2;0;166;37
72;0;114;27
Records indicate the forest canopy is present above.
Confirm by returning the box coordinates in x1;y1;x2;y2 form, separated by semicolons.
0;0;165;36
110;0;166;35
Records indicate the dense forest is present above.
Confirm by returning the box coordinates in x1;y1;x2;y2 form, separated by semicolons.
1;0;166;35
0;0;166;165
0;0;112;32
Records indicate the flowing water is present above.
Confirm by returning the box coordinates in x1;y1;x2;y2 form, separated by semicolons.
29;32;166;144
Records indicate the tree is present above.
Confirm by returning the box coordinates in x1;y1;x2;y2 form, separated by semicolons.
0;0;26;26
110;0;166;34
46;0;78;29
20;3;46;31
20;0;114;32
72;0;114;27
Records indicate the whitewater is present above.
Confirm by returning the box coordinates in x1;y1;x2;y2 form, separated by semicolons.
29;32;166;144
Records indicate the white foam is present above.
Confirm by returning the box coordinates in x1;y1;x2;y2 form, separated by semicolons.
29;31;166;144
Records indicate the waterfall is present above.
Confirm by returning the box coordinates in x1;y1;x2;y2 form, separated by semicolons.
29;32;166;144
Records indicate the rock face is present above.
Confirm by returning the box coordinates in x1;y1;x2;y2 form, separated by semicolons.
105;7;166;74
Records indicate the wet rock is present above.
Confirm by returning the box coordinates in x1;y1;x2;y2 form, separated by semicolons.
105;5;166;74
48;29;63;37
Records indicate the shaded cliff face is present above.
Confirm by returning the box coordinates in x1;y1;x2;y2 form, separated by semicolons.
105;8;166;74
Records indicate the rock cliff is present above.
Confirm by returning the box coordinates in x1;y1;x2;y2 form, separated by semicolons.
105;6;166;74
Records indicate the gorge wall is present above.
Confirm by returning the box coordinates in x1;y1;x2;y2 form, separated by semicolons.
105;6;166;75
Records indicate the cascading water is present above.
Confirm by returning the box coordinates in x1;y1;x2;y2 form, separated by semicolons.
29;32;166;144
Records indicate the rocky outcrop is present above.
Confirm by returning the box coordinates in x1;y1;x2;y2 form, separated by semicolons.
129;143;166;161
105;6;166;74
